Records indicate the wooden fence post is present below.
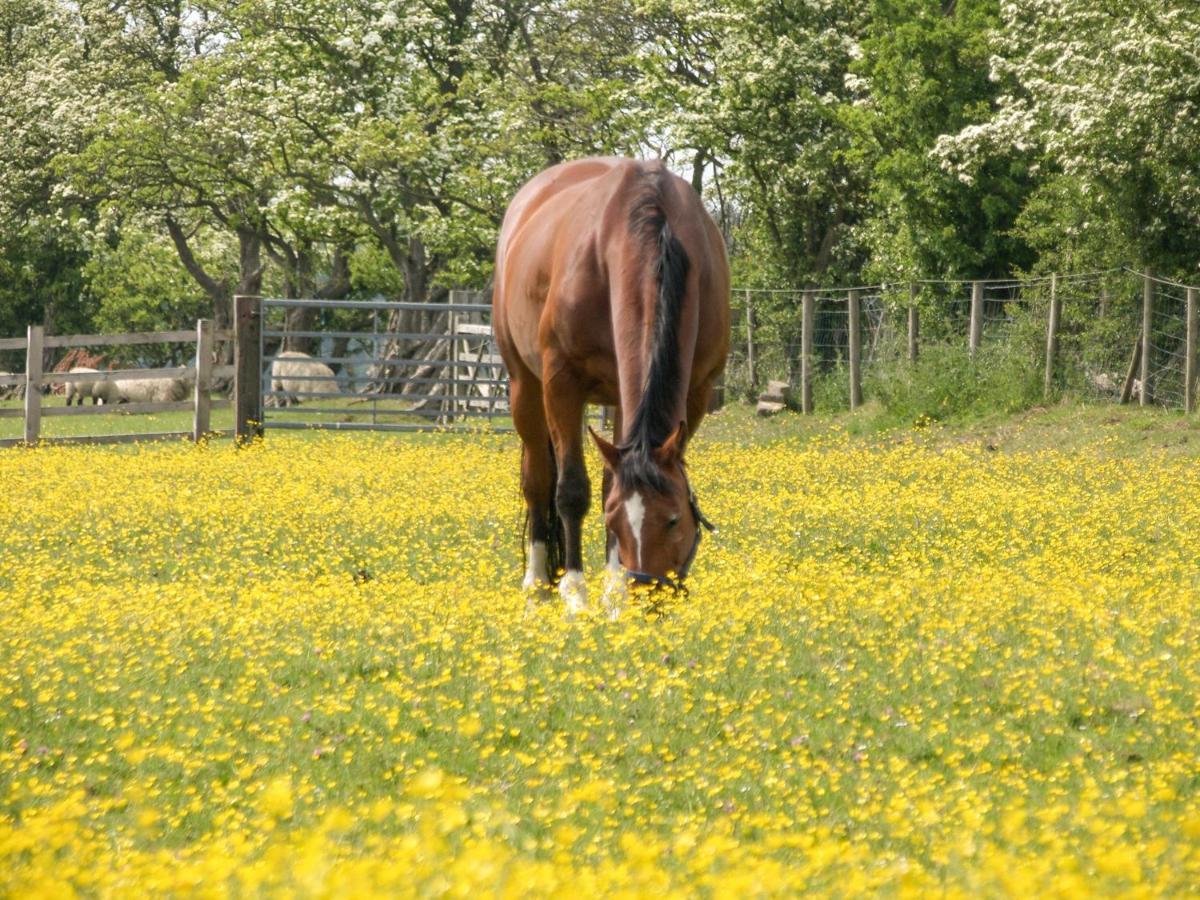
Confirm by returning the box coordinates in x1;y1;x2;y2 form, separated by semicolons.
449;311;460;424
801;292;814;414
1119;339;1141;405
24;324;42;444
848;288;862;410
907;283;919;364
193;318;213;441
1187;287;1198;413
234;295;263;444
1043;273;1060;398
745;290;758;391
1141;271;1153;407
969;281;983;357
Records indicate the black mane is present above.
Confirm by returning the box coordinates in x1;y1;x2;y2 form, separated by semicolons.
620;165;690;493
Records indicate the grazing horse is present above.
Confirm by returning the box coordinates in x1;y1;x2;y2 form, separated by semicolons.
493;157;730;615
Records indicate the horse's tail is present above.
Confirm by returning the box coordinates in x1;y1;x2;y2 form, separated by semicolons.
520;438;564;586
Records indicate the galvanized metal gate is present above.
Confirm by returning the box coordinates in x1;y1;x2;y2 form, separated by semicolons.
258;295;511;433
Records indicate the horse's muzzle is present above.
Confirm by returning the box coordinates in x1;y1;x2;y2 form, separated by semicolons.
625;569;687;594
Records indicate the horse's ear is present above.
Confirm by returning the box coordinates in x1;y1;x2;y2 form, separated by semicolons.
655;420;688;465
588;426;621;471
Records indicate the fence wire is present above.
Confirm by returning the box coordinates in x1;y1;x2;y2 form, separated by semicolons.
728;270;1198;412
1146;277;1190;408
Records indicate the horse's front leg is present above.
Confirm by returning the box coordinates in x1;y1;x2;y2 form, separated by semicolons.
510;372;555;603
600;407;627;620
544;370;590;616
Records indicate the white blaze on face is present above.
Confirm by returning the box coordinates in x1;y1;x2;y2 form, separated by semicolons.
623;491;646;569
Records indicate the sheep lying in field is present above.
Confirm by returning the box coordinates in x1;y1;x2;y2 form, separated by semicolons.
65;367;120;405
267;351;339;407
115;375;191;404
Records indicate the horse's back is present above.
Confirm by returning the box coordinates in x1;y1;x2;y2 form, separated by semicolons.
494;157;728;398
494;159;630;379
497;158;623;249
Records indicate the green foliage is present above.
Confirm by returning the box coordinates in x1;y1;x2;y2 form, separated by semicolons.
83;224;216;364
939;0;1200;276
865;340;1043;427
851;0;1035;282
348;244;406;299
812;361;851;412
0;0;1197;437
86;227;212;333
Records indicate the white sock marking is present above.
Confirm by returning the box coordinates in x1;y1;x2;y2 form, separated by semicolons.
559;569;588;615
624;491;645;569
602;544;627;621
523;541;548;591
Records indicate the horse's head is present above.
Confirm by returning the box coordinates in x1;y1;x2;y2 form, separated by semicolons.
588;422;713;592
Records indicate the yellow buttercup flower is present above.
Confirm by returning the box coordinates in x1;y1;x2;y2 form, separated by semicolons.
0;419;1197;895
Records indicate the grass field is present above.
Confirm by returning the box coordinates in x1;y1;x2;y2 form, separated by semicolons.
0;395;506;441
2;403;1199;894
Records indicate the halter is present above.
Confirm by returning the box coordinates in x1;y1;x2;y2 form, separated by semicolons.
623;473;716;593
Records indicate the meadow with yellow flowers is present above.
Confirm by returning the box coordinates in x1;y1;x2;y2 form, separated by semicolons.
1;407;1199;895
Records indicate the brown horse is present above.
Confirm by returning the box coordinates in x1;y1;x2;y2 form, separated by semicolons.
493;157;730;615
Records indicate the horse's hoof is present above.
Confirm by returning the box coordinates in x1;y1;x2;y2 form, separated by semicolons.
601;574;627;621
558;571;588;618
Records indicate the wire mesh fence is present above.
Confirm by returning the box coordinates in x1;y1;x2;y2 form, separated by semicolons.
1145;276;1191;408
726;269;1199;413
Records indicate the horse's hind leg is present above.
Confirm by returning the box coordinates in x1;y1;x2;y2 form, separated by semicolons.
511;373;556;601
543;368;591;615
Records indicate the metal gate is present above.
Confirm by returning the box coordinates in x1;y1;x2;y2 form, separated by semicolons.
259;295;511;433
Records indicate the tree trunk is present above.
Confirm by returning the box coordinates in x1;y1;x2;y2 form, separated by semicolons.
282;242;316;354
370;236;435;393
165;216;235;364
690;150;706;195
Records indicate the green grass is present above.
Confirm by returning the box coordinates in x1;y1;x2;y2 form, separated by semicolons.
0;396;517;441
700;396;1200;458
7;390;1200;462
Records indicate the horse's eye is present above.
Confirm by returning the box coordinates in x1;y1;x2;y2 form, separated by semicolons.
666;514;680;530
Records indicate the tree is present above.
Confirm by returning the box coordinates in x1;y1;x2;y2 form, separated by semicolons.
937;0;1200;277
68;1;271;348
643;0;871;287
0;0;98;341
849;0;1035;282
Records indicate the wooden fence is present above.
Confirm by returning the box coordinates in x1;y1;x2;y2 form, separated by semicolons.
0;322;234;448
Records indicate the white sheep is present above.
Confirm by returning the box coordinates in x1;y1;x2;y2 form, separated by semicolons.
65;367;120;405
268;351;339;407
0;371;20;401
115;375;190;404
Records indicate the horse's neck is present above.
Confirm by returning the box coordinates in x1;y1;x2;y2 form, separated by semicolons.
611;293;696;444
